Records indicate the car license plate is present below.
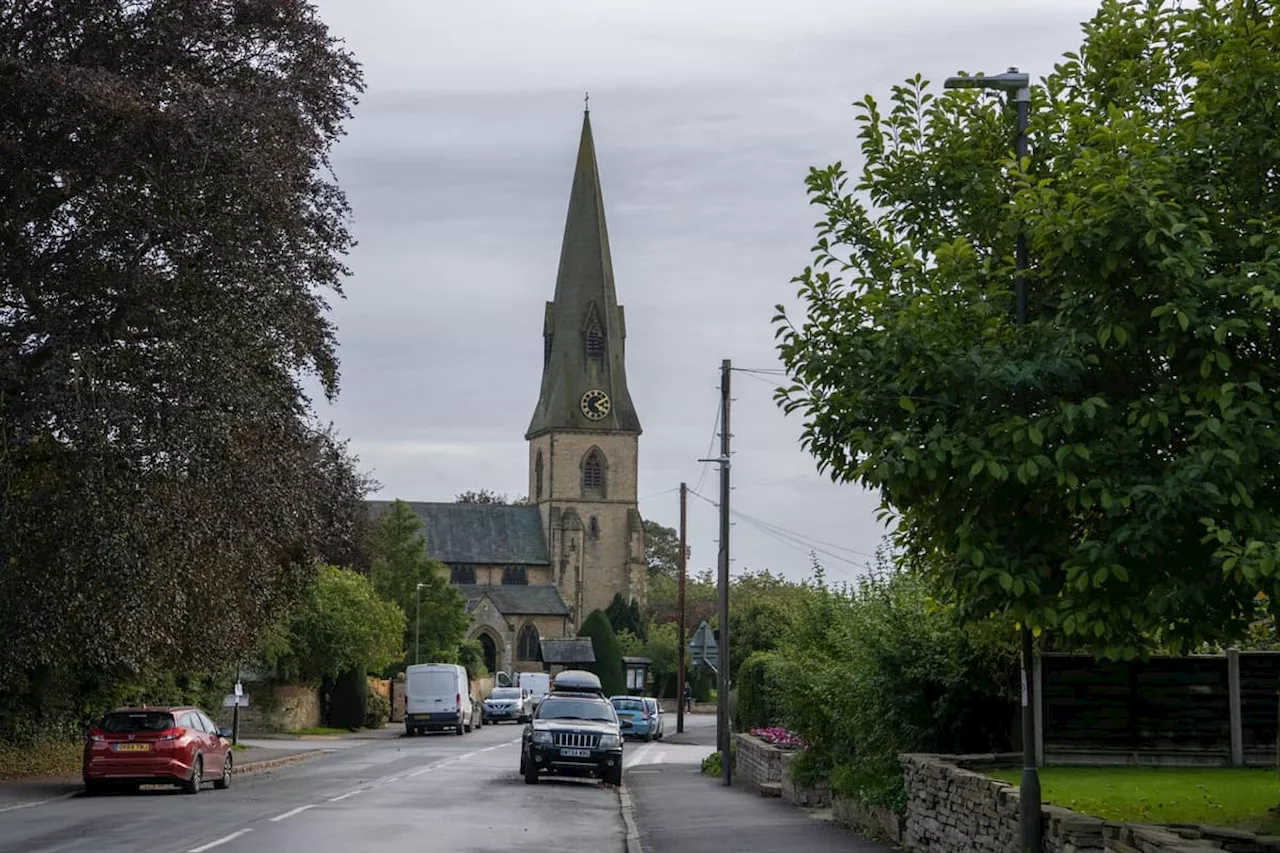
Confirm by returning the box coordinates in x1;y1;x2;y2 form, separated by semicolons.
115;743;150;752
560;748;591;758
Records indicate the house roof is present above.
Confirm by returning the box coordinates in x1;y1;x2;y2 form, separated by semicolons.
366;501;550;566
457;584;570;617
541;638;596;664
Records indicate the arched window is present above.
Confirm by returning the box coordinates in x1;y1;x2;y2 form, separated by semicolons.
588;516;600;540
450;565;475;584
582;450;605;494
535;451;544;499
518;624;541;661
502;566;528;585
585;326;605;360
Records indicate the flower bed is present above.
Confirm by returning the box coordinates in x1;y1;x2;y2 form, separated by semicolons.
750;727;808;749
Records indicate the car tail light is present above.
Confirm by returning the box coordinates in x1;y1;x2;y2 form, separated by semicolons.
642;709;650;720
455;693;461;711
88;728;105;743
156;727;185;741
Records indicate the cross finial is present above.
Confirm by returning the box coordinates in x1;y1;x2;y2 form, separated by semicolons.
584;90;589;112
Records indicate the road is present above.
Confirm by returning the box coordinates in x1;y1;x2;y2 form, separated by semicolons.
0;718;683;853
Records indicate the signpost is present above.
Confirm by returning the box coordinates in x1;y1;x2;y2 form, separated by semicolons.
688;620;718;672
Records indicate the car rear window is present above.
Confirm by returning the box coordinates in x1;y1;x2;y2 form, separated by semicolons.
100;711;175;733
612;698;644;711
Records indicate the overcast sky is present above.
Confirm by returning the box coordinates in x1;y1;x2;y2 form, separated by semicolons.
308;0;1102;584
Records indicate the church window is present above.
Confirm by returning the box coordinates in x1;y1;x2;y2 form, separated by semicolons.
588;516;599;540
582;450;605;494
518;624;541;661
535;451;544;499
502;566;528;585
450;565;476;584
585;326;605;360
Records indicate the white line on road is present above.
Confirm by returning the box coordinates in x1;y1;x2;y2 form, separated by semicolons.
327;790;363;802
189;828;253;852
481;745;498;752
269;804;316;822
408;765;435;777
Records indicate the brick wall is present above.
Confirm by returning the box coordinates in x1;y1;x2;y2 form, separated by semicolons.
733;733;787;794
899;753;1280;853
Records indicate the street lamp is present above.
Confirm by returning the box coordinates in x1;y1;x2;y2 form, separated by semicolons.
944;66;1041;853
415;582;426;665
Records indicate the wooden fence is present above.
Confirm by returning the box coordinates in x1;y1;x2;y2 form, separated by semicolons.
1034;650;1280;767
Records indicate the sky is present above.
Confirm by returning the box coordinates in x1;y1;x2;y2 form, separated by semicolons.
308;0;1104;585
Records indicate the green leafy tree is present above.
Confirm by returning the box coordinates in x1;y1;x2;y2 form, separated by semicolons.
369;500;470;667
578;610;625;695
643;621;682;698
262;565;406;686
455;489;527;505
643;520;682;581
0;1;369;705
774;0;1280;658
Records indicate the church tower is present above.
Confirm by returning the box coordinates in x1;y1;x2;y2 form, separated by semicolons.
527;108;646;629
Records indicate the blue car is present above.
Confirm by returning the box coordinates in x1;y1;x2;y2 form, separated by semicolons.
610;696;655;741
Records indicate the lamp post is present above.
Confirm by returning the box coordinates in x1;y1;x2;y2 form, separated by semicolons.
415;582;426;665
943;66;1040;853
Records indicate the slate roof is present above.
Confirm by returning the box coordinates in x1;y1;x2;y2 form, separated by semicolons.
457;584;570;617
366;501;550;566
541;638;596;664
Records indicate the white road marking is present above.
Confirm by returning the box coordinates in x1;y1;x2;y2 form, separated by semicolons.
481;746;498;752
408;766;435;777
269;804;316;822
189;829;253;852
327;790;363;802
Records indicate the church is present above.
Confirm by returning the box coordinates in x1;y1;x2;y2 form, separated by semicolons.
367;108;646;677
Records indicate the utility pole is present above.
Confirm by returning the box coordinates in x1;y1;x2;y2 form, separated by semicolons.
697;359;732;786
945;66;1039;853
676;481;688;735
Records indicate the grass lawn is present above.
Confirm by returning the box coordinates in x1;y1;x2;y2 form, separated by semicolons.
0;739;83;781
988;767;1280;832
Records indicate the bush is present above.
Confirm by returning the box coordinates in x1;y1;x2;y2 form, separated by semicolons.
734;651;788;731
364;684;390;728
700;742;736;777
578;610;626;696
327;668;367;730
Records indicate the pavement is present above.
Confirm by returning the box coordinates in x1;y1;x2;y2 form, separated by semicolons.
622;714;894;853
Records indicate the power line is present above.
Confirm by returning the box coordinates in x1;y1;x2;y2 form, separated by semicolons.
638;487;680;502
692;396;722;496
732;367;788;376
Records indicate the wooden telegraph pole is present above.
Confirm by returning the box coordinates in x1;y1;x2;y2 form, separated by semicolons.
676;482;688;734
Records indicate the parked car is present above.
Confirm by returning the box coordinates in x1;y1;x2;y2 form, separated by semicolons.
642;697;664;740
483;687;531;724
83;706;233;795
404;663;477;736
521;672;624;785
609;696;656;741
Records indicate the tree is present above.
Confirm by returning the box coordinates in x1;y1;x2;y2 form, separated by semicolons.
369;500;470;667
605;593;647;641
774;0;1280;658
578;610;625;696
643;621;682;698
261;565;406;686
455;489;528;505
643;520;682;581
0;1;369;697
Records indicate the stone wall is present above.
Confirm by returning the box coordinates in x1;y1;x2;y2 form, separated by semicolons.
899;753;1280;853
732;733;790;795
833;796;905;844
218;684;320;734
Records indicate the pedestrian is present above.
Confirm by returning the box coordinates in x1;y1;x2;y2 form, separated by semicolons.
684;682;692;712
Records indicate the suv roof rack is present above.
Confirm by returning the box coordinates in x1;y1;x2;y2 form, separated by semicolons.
550;669;603;695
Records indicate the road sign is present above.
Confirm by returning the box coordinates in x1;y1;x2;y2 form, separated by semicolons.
233;681;243;697
223;694;249;708
688;620;718;671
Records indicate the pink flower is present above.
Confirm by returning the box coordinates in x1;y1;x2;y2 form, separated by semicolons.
750;726;808;749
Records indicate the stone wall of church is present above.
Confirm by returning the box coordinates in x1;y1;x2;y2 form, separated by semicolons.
530;430;641;622
452;564;554;586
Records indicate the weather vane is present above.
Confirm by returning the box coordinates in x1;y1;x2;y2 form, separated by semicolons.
584;90;589;111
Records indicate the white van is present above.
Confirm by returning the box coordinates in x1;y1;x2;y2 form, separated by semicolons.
516;672;551;710
404;663;474;736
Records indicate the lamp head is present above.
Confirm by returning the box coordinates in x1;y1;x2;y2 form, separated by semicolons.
944;66;1030;94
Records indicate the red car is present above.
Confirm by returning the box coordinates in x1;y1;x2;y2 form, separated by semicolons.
83;706;233;795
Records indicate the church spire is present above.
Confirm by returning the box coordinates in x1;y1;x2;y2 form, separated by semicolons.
526;108;642;439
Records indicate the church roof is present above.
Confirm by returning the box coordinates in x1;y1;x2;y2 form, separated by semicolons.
458;584;570;617
541;637;596;664
365;501;550;566
526;109;642;439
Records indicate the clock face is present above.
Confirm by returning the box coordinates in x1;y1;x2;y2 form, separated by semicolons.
580;389;611;421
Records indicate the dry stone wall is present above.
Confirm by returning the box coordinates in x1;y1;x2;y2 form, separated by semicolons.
900;753;1280;853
